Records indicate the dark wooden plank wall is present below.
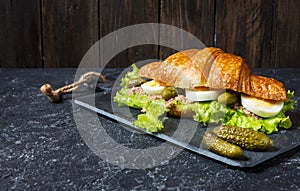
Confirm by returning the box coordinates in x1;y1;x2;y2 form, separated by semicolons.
42;0;98;67
0;0;41;67
215;0;273;68
0;0;299;68
160;0;215;58
99;0;159;68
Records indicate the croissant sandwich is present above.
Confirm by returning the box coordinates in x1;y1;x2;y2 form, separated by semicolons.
114;47;294;134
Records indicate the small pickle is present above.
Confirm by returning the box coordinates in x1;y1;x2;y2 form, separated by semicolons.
161;87;178;100
212;125;273;151
202;131;243;159
217;91;239;105
126;77;146;88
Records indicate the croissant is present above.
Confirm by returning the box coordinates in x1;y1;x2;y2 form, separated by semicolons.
139;47;288;101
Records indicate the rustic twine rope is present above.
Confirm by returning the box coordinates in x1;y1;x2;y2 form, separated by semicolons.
40;71;107;102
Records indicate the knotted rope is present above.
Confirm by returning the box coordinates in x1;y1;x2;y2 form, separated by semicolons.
40;71;107;102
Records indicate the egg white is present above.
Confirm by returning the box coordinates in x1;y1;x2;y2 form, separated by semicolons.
185;87;223;101
141;80;167;95
241;94;284;118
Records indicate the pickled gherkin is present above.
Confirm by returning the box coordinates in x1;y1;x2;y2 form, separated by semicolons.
217;91;239;105
212;125;273;151
201;131;243;159
161;87;178;100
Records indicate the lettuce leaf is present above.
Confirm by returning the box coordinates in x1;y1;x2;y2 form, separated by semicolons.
114;64;167;132
114;88;149;109
114;84;167;132
184;96;294;134
282;90;295;113
183;101;235;126
168;94;294;134
120;64;140;88
132;100;166;132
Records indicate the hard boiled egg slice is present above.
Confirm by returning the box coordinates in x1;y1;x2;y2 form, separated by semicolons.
185;87;223;101
241;94;284;118
141;80;167;95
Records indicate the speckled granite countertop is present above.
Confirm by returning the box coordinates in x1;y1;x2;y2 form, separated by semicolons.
1;68;300;191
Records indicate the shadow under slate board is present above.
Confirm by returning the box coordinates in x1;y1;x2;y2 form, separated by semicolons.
74;89;300;168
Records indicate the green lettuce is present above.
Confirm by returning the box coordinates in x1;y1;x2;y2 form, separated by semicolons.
120;64;140;88
224;110;292;134
282;90;295;113
132;100;166;132
114;64;167;132
114;86;166;132
181;101;229;125
180;93;294;134
114;88;149;109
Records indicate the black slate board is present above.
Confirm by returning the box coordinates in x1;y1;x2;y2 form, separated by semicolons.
74;91;300;168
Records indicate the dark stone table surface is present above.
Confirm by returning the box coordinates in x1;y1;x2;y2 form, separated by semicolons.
1;68;300;191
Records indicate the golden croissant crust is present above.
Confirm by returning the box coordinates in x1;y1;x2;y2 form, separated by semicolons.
139;47;288;101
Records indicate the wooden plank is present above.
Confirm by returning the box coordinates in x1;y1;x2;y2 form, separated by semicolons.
271;0;300;68
160;0;215;59
215;0;273;68
99;0;159;68
0;0;41;67
42;0;98;68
